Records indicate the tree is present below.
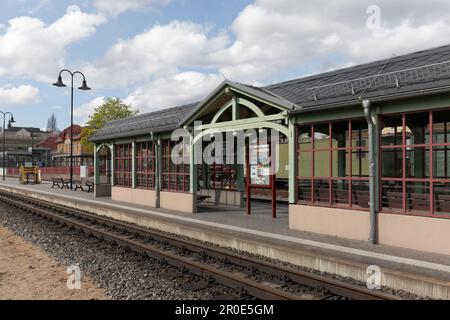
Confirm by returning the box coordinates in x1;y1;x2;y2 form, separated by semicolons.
81;98;138;151
46;113;58;132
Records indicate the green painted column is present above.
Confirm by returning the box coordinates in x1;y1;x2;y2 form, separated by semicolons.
288;117;297;204
337;133;346;178
189;134;198;195
232;95;245;192
132;140;136;188
110;143;115;187
232;95;238;121
93;144;99;185
236;163;245;191
412;128;425;179
155;136;161;208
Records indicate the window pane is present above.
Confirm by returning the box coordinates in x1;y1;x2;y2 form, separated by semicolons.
433;146;450;179
381;115;403;146
351;119;368;148
314;151;330;177
331;121;349;148
352;180;370;209
331;180;349;206
314;123;330;149
298;179;312;203
406;182;430;213
313;179;329;204
298;126;312;150
381;181;403;211
351;149;369;177
433;110;450;144
332;150;347;177
381;149;402;178
298;152;312;177
405;112;430;145
434;182;450;215
406;147;429;178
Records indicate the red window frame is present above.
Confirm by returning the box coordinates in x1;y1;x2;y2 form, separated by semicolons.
200;163;238;190
161;139;190;193
380;109;450;218
136;141;156;190
114;143;132;188
198;141;238;191
296;119;370;210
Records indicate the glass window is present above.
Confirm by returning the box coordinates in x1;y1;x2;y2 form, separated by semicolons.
381;114;403;146
381;110;450;217
136;141;156;190
114;144;132;187
161;139;190;193
405;112;430;145
434;182;450;216
297;119;369;209
298;126;312;150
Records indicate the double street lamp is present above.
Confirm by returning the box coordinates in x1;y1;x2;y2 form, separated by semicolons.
0;111;16;181
53;69;91;190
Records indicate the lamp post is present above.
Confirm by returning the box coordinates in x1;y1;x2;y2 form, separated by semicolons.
53;69;91;190
0;111;16;181
30;132;34;166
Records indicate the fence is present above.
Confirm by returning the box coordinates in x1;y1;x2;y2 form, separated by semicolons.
8;166;95;176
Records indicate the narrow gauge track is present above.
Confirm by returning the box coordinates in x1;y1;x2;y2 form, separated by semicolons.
0;190;399;300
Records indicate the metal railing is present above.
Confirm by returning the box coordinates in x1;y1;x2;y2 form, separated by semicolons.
306;60;450;101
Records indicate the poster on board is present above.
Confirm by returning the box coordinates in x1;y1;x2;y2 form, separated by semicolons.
249;144;271;186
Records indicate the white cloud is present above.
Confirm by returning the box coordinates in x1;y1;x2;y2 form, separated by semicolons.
83;21;228;88
208;0;450;83
93;0;171;17
0;85;39;105
83;0;450;112
0;5;106;82
74;96;105;124
124;72;222;112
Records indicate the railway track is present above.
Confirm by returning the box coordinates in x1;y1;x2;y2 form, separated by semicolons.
0;190;400;300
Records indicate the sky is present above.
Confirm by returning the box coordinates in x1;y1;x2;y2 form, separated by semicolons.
1;0;450;130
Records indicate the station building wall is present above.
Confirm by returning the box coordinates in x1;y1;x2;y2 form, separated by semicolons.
289;205;450;255
290;94;450;255
112;186;157;208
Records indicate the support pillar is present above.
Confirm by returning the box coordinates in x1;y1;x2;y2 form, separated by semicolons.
94;144;99;185
288;117;297;204
189;135;198;195
132;140;136;188
155;136;161;208
111;143;115;187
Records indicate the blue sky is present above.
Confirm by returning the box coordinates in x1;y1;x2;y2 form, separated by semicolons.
1;0;450;129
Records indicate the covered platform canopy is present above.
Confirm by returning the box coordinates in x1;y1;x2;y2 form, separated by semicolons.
90;44;450;254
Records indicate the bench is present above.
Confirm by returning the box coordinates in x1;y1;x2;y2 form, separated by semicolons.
197;195;211;203
61;179;70;189
85;181;94;193
51;177;70;189
51;177;63;188
73;180;84;191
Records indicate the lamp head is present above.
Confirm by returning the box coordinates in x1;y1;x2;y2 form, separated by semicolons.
9;116;15;124
78;80;91;91
52;75;66;88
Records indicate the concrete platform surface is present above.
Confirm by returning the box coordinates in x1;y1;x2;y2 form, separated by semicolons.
0;178;449;299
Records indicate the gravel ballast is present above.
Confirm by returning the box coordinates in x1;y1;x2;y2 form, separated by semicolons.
0;201;422;300
0;204;231;300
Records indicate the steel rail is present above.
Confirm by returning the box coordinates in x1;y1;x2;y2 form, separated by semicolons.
0;190;400;300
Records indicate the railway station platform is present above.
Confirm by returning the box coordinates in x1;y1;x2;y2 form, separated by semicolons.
0;178;449;299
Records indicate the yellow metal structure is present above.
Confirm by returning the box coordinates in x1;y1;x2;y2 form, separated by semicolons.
19;166;41;184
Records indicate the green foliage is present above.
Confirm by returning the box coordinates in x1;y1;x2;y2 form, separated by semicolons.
81;97;138;151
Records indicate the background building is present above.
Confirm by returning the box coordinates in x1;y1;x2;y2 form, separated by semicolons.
53;125;93;167
1;125;53;167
